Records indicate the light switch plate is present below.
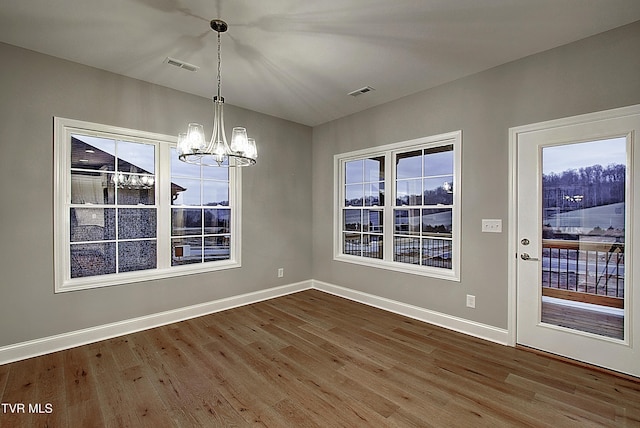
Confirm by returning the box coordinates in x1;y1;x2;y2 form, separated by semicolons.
481;219;502;233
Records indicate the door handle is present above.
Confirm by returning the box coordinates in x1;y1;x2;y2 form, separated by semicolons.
520;253;539;261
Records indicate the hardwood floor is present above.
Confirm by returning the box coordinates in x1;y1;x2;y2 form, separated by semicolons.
1;289;639;427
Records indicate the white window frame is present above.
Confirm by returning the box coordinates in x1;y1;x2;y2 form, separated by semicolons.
334;131;461;281
54;117;241;293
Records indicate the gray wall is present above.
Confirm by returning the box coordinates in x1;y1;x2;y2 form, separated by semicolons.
2;20;639;349
311;21;640;329
0;42;312;347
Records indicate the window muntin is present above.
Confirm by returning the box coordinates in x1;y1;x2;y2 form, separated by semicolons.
335;132;460;280
55;117;241;292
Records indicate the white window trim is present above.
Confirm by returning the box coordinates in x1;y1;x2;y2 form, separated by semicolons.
333;131;461;281
54;117;242;293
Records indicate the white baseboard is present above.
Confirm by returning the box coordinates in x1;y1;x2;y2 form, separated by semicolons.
0;278;510;365
0;281;312;365
312;280;509;346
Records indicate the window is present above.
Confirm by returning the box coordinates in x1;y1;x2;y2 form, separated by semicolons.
343;156;385;259
54;117;241;292
335;131;461;280
170;148;231;265
68;136;158;278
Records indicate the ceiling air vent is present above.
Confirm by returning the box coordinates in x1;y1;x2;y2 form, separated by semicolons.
164;57;199;72
348;86;375;97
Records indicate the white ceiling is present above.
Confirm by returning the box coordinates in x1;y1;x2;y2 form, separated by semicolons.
1;1;640;126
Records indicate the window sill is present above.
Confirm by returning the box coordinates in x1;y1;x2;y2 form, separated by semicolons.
55;260;241;293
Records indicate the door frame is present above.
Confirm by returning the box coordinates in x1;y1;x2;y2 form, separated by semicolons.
508;104;640;349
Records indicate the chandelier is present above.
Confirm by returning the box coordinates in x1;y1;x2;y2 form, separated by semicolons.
177;19;257;167
112;171;155;190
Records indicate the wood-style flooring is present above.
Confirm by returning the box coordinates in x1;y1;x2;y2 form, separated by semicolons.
542;300;624;340
1;290;639;427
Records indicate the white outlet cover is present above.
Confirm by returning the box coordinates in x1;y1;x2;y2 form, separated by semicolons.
466;294;476;308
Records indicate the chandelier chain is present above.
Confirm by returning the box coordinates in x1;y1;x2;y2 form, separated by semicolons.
216;29;222;100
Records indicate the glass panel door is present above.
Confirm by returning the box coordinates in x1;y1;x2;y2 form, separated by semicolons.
541;138;626;339
514;105;640;377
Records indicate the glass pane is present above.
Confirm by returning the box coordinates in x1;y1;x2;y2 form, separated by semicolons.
343;232;361;256
364;183;383;206
116;141;155;174
424;145;453;176
204;236;231;262
423;176;453;205
345;160;364;184
171;148;201;178
70;242;116;278
71;135;115;171
362;234;383;259
344;210;362;232
396;179;422;205
422;238;452;269
203;181;229;206
394;237;420;264
116;184;155;205
364;157;384;182
171;178;201;206
396;150;422;179
172;237;203;265
363;209;383;233
395;209;421;235
70;208;115;241
541;137;626;339
203;166;228;181
118;208;157;239
204;209;231;234
345;184;364;206
172;208;202;236
71;171;114;204
422;208;452;236
118;240;157;272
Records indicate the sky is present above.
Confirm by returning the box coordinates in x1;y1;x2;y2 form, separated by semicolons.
345;150;453;183
77;135;229;181
542;137;626;175
77;135;156;173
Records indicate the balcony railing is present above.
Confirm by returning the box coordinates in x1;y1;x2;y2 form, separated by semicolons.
542;239;624;308
343;235;452;268
393;237;452;268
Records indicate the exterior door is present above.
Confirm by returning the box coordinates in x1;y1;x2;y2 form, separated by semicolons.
513;105;640;377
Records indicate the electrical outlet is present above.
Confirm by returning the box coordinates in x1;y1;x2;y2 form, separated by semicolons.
466;294;476;308
481;219;502;233
277;268;284;278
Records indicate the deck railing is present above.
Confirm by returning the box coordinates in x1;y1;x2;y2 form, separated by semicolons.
542;239;624;308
